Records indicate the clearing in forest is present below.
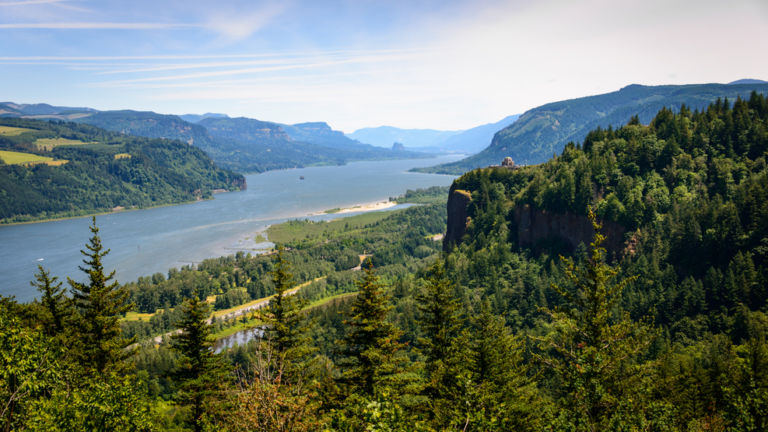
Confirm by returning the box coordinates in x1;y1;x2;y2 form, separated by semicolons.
34;137;94;150
0;150;67;166
0;126;34;136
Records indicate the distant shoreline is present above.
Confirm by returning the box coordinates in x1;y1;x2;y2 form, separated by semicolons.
0;192;236;227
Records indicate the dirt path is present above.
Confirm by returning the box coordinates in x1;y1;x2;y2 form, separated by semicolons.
149;277;325;345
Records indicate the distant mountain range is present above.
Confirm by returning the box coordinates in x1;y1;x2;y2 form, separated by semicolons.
419;81;768;174
0;104;426;173
347;114;520;154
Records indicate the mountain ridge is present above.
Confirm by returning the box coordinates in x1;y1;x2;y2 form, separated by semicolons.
421;82;768;174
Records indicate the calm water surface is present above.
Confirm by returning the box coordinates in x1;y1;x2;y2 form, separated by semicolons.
1;156;459;302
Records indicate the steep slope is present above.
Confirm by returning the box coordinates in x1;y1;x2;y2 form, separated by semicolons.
0;117;244;223
444;91;768;340
426;82;768;174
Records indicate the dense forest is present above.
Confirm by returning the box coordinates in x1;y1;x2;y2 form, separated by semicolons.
0;118;244;223
2;95;768;431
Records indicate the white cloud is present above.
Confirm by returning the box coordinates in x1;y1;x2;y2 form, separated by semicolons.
0;0;69;6
0;22;196;29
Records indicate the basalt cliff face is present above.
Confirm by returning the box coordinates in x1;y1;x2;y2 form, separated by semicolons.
512;204;626;255
444;192;627;256
444;188;472;251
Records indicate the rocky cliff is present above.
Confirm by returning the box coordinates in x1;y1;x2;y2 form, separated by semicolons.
445;195;628;256
512;204;626;256
444;188;472;251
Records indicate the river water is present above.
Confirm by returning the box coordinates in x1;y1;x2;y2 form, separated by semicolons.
0;156;459;302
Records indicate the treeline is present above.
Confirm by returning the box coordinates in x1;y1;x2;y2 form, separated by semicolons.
0;117;244;223
3;91;768;431
120;197;447;341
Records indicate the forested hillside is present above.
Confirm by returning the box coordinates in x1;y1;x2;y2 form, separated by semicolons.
2;95;768;431
424;82;768;174
0;117;244;223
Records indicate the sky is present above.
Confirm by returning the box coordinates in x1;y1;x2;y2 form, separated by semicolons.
0;0;767;132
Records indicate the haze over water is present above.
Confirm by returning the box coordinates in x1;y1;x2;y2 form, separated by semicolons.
0;156;459;302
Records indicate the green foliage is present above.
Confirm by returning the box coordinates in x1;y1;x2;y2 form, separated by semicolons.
30;265;70;337
172;296;228;432
0;303;61;432
26;372;156;432
536;210;655;430
0;117;243;223
259;247;313;373
338;264;405;398
69;217;135;374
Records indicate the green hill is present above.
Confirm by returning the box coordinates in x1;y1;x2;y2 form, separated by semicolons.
445;91;768;335
0;117;244;223
423;82;768;174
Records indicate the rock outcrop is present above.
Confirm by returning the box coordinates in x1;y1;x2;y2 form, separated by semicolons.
512;204;626;256
443;189;472;251
444;194;627;256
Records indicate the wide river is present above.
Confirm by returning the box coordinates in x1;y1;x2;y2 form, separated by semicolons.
1;156;460;302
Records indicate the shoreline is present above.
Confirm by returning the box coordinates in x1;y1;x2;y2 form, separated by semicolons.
0;190;243;227
310;200;399;216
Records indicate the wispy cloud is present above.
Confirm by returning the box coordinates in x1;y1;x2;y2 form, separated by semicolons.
0;0;69;6
0;49;418;62
0;22;196;30
93;51;423;86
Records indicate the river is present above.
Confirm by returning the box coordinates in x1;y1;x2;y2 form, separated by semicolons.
0;156;460;302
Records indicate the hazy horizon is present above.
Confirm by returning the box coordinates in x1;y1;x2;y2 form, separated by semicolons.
1;0;767;132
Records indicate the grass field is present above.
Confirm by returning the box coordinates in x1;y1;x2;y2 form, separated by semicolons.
0;126;34;136
267;210;397;244
34;137;93;151
114;153;131;160
124;311;156;321
0;150;59;165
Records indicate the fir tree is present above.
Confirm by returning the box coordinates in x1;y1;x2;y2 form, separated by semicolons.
30;265;70;337
537;208;655;430
416;258;464;411
68;217;134;373
339;262;403;397
172;295;227;432
259;247;312;374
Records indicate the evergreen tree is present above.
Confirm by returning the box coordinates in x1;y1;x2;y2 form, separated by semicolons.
416;258;465;415
30;265;70;337
172;295;227;432
259;246;312;374
68;217;134;373
339;262;403;397
461;301;545;431
416;258;462;375
537;208;655;430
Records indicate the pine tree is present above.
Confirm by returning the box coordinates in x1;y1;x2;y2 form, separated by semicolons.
30;265;70;337
172;295;227;432
417;259;462;372
416;257;464;407
339;262;403;397
259;247;312;374
68;217;134;373
537;208;655;430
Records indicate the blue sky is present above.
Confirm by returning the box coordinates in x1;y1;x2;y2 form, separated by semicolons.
1;0;767;132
